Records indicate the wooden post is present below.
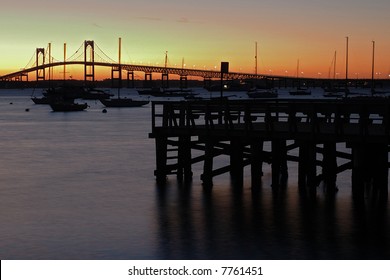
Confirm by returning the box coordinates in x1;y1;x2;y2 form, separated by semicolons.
306;142;317;195
250;139;264;188
298;141;317;195
298;141;308;192
178;136;193;182
155;137;168;184
230;138;244;187
271;140;288;188
271;140;281;188
371;143;388;200
280;140;288;180
323;142;337;194
201;139;214;187
351;143;366;201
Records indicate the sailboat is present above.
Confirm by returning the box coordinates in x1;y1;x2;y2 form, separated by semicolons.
323;51;344;97
99;38;149;107
289;59;311;95
99;93;149;107
247;41;278;98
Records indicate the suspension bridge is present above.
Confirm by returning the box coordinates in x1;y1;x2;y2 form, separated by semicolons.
0;40;269;85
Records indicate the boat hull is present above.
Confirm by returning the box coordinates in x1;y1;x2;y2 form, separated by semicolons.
31;97;50;104
49;103;88;112
99;98;149;107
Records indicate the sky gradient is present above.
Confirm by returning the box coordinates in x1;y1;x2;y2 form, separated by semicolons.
1;0;390;79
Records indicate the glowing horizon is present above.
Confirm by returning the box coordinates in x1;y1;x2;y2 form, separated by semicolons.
1;0;390;80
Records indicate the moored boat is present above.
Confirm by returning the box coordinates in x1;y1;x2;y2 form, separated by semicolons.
82;88;114;100
289;87;311;95
99;98;149;107
247;88;278;98
138;87;192;97
49;102;88;112
31;96;50;104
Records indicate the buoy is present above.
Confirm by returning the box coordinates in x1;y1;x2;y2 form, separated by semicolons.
25;108;30;112
102;109;107;113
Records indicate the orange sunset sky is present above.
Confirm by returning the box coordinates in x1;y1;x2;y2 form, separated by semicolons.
1;0;390;80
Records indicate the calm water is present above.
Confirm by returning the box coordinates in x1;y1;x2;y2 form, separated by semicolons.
0;88;389;260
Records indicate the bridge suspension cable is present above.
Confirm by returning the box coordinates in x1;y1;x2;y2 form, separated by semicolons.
94;42;117;63
23;51;36;70
65;42;84;62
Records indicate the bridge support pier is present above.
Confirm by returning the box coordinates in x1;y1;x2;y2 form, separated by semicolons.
162;73;169;88
127;71;135;88
144;73;153;88
180;75;188;89
111;66;122;88
204;77;212;89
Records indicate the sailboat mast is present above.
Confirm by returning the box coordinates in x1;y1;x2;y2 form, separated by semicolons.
48;43;51;81
296;59;300;78
333;51;337;80
63;43;66;81
165;51;168;68
345;36;349;96
371;40;375;95
118;37;122;98
255;41;258;76
118;37;122;65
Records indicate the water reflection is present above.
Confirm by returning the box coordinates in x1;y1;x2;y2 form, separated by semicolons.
155;179;389;259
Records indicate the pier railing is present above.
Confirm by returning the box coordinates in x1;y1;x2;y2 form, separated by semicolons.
151;98;390;143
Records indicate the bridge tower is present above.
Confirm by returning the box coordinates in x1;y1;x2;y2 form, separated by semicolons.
127;70;135;88
84;40;95;84
36;48;45;81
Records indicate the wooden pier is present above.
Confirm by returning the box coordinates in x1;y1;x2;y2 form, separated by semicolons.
149;98;390;200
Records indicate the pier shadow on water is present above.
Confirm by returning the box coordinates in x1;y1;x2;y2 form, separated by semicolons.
154;177;389;260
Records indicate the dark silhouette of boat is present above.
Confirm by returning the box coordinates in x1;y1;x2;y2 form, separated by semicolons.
323;87;344;98
43;86;85;99
40;86;89;112
82;88;114;100
99;98;149;107
247;87;278;98
138;87;192;97
49;102;88;112
100;85;150;107
289;87;311;95
31;96;50;104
